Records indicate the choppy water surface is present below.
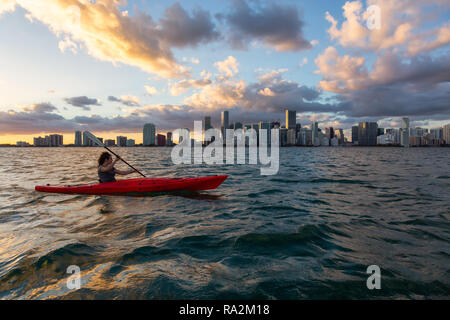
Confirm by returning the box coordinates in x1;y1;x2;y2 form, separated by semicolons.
0;147;449;299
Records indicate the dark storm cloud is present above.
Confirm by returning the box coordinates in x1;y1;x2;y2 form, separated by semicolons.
158;3;220;48
64;96;101;110
338;83;450;118
223;0;311;51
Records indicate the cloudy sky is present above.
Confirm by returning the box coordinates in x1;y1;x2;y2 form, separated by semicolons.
0;0;449;144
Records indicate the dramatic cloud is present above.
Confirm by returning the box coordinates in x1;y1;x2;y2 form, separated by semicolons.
315;47;450;92
223;0;311;51
157;2;220;48
6;0;222;78
325;0;450;54
64;96;101;110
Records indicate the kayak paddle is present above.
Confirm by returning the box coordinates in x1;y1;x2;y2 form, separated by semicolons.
84;131;146;178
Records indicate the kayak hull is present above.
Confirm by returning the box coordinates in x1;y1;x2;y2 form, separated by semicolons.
35;175;228;195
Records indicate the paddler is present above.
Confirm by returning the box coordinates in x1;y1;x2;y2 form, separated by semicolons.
98;152;136;183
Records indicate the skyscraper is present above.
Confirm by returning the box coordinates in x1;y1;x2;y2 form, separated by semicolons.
221;111;229;140
443;124;450;144
204;116;212;131
352;126;359;144
75;131;82;146
82;131;92;146
117;136;127;147
358;122;378;146
311;121;319;146
401;117;410;147
143;123;156;146
286;110;296;130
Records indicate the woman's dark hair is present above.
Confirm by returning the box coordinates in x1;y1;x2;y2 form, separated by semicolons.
98;152;112;166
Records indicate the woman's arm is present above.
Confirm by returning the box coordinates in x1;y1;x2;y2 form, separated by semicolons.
99;157;120;172
115;169;136;175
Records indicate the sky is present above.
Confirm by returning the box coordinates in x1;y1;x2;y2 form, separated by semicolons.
0;0;449;144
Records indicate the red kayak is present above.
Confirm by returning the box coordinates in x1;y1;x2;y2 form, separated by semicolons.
35;175;228;195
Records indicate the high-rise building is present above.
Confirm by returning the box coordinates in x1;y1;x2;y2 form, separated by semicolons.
430;127;443;139
143;123;156;146
105;139;115;147
401;117;410;147
287;129;296;145
157;134;166;146
259;122;271;145
311;122;319;146
49;134;63;147
221;111;229;140
75;131;82;146
351;126;359;144
335;129;344;145
167;132;173;146
233;122;243;130
204;116;212;131
117;136;127;147
358;122;378;146
377;128;385;136
325;127;334;140
126;139;135;147
443;124;450;144
286;110;296;130
82;131;92;146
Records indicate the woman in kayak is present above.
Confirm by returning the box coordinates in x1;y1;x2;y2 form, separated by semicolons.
98;152;135;183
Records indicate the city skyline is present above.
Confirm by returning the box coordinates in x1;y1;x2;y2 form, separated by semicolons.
1;0;449;144
11;111;450;147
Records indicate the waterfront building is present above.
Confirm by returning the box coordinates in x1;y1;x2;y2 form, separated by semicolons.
82;131;93;146
117;136;127;147
204;116;212;131
221;111;229;140
443;124;450;144
401;117;410;147
157;134;166;146
430;127;443;140
351;126;359;144
167;132;173;146
335;129;344;145
259;122;271;145
358;122;378;146
105;139;115;147
330;137;338;147
325;127;334;140
75;131;82;146
377;134;397;145
16;141;30;147
286;110;296;130
287;129;296;145
143;123;156;146
126;139;135;147
233;122;243;130
312;122;319;146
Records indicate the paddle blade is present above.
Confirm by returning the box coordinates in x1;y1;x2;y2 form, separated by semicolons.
84;131;104;147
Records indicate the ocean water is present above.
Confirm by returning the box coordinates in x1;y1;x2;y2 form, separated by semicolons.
0;147;449;299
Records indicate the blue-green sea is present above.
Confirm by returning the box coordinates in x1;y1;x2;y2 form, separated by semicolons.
0;147;449;299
